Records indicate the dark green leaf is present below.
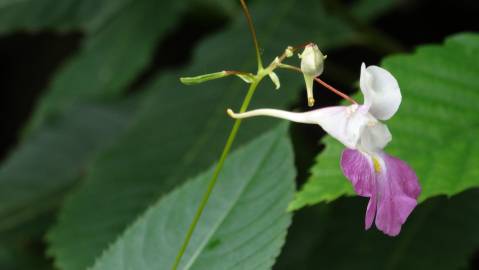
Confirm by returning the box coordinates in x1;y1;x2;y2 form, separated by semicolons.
0;0;137;33
0;212;56;270
0;102;133;231
24;0;188;134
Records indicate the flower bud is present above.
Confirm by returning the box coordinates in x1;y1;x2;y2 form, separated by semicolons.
299;44;326;107
300;44;325;77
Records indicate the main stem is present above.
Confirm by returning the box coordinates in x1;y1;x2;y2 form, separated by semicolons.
171;79;260;270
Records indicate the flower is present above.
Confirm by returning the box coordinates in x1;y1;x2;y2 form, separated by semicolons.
299;43;326;107
227;63;421;236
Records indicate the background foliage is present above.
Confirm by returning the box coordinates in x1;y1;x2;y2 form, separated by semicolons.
0;0;478;269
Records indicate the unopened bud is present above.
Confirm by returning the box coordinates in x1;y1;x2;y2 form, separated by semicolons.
299;43;326;107
299;43;325;77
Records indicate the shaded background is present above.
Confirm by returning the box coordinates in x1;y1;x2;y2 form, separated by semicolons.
3;0;479;160
0;0;478;269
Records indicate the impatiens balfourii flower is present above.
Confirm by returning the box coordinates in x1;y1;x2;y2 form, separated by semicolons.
227;63;421;236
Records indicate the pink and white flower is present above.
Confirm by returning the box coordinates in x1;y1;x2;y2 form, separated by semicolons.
227;63;421;236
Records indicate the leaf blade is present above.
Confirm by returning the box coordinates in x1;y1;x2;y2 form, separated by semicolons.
24;0;188;134
0;102;134;231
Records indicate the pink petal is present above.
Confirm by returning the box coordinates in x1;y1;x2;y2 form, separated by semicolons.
375;154;421;236
340;149;421;236
340;149;376;229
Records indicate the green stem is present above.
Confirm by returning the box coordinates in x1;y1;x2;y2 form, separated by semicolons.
171;79;261;270
240;0;263;70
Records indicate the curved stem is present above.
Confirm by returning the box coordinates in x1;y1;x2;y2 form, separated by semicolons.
171;79;260;270
240;0;263;70
314;77;358;105
278;64;358;104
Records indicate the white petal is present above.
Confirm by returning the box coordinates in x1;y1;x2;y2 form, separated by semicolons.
227;108;318;123
359;122;392;153
228;105;375;150
360;63;402;120
318;105;376;149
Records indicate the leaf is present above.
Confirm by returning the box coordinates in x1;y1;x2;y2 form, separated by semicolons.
0;0;236;34
47;0;401;269
290;32;479;210
0;212;57;270
23;0;188;134
89;124;295;270
287;136;354;211
0;102;133;231
277;189;479;270
0;0;192;229
0;0;137;33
